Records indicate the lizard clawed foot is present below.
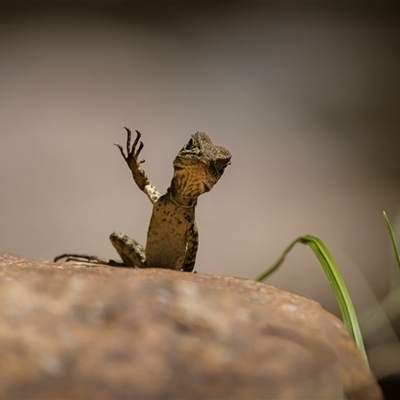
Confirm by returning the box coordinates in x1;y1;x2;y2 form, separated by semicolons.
114;128;145;167
53;253;125;267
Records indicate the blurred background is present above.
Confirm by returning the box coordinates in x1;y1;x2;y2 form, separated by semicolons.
1;2;399;392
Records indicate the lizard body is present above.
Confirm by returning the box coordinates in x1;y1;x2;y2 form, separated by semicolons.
55;128;231;272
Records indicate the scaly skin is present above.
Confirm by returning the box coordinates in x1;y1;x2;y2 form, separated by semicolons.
54;128;231;272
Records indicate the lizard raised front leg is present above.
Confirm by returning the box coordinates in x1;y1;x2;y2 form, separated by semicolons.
115;128;160;204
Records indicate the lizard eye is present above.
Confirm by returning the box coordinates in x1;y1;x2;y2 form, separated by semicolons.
184;138;194;150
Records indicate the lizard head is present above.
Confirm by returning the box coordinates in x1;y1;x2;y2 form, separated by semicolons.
172;132;231;196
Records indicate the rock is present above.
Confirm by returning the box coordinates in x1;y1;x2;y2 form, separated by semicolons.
0;252;382;400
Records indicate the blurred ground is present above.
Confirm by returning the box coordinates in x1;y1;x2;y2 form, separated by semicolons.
1;2;400;355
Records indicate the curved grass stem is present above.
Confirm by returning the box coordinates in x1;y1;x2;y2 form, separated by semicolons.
255;235;368;367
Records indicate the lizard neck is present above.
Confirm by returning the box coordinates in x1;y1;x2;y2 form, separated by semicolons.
168;170;201;208
168;191;196;209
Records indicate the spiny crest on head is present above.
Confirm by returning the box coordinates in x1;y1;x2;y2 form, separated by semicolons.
179;132;231;164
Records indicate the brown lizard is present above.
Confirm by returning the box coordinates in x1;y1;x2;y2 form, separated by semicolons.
54;128;231;272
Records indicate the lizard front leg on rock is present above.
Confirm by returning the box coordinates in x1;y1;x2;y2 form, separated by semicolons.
54;128;231;271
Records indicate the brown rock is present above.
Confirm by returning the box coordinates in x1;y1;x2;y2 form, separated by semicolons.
0;252;382;399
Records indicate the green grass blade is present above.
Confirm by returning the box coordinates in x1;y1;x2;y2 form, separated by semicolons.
255;237;300;282
256;235;368;366
383;211;400;270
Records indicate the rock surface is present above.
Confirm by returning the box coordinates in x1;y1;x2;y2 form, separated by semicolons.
0;252;382;400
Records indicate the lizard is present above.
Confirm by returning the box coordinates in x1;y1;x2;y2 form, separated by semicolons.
54;128;231;272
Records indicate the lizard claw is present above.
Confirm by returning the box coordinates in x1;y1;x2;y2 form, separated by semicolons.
113;142;126;159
